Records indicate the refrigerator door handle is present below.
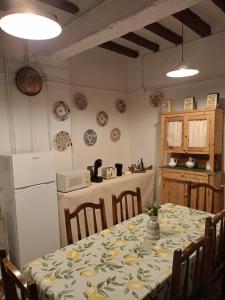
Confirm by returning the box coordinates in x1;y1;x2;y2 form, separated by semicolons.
15;181;56;190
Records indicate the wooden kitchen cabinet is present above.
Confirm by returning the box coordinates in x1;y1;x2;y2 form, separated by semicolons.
161;177;187;206
160;108;224;213
184;114;210;153
160;167;223;213
163;116;184;153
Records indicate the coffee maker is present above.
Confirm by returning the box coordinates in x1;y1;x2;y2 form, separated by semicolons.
87;159;103;183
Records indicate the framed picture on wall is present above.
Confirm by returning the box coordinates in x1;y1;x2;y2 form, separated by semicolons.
162;99;172;112
207;93;220;108
184;97;197;110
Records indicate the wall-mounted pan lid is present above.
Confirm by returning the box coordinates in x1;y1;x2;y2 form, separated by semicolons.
15;66;42;96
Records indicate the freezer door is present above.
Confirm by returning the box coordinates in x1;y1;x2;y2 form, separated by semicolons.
14;182;60;268
12;152;56;188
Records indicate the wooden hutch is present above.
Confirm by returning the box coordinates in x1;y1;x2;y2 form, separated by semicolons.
160;108;224;213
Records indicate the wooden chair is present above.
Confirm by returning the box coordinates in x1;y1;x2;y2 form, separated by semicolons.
170;236;210;300
205;209;225;295
112;187;142;225
187;182;223;213
64;198;107;245
0;249;38;300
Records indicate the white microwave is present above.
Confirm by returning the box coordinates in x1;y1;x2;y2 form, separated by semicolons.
56;170;91;192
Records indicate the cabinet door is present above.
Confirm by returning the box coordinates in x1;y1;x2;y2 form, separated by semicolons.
161;178;187;206
164;117;184;152
184;115;210;153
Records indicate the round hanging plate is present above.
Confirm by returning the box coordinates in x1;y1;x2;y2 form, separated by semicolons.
110;128;121;143
149;91;163;107
96;111;108;127
16;66;42;96
83;129;97;146
74;92;88;110
116;98;126;113
54;131;72;151
52;101;70;121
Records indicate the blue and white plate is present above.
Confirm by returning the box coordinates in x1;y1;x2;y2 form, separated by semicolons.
83;129;97;146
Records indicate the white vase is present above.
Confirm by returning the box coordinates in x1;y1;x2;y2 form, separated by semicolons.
146;216;160;240
168;157;177;168
186;157;195;168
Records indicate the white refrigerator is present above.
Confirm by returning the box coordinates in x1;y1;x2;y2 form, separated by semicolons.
0;152;60;269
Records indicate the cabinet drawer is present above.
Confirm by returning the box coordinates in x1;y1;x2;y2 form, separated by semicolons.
161;170;208;183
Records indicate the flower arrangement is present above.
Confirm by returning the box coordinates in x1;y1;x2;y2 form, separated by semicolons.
144;202;161;217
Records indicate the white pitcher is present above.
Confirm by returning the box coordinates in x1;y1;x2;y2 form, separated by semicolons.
186;157;195;168
206;160;211;171
168;157;177;168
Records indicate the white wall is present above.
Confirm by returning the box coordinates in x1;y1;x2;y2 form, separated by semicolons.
69;47;131;170
127;30;225;200
0;35;131;173
0;33;72;172
1;28;225;183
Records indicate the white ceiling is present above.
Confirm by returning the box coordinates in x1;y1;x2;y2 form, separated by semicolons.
1;0;224;59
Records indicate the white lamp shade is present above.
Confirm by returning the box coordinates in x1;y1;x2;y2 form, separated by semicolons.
0;11;62;40
166;63;199;78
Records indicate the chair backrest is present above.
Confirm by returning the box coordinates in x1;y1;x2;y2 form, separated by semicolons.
205;209;225;282
112;187;142;225
0;249;38;300
170;236;210;300
64;198;107;245
187;182;223;213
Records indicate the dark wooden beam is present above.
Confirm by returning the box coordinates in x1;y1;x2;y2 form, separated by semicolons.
211;0;225;13
145;22;183;45
99;41;139;58
122;32;159;52
173;8;211;37
37;0;79;14
0;0;11;11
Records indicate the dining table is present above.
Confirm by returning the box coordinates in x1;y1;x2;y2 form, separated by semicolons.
23;203;213;300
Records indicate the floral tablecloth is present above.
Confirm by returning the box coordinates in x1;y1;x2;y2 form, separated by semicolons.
23;203;212;300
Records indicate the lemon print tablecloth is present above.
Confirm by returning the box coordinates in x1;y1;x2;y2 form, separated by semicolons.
23;203;212;300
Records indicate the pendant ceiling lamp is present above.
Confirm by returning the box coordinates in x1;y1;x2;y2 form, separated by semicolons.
166;24;199;78
0;8;62;40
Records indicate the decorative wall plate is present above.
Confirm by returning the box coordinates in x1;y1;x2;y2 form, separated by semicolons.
96;111;108;127
54;131;72;151
110;128;121;143
116;98;126;113
149;91;163;107
83;129;97;146
74;93;88;110
52;101;70;121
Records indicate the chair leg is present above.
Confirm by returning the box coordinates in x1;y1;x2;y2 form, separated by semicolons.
222;272;225;300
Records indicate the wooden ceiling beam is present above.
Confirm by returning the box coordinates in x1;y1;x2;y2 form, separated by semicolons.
0;0;11;11
37;0;79;14
173;8;211;37
145;22;183;45
122;32;159;52
99;41;139;58
211;0;225;13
